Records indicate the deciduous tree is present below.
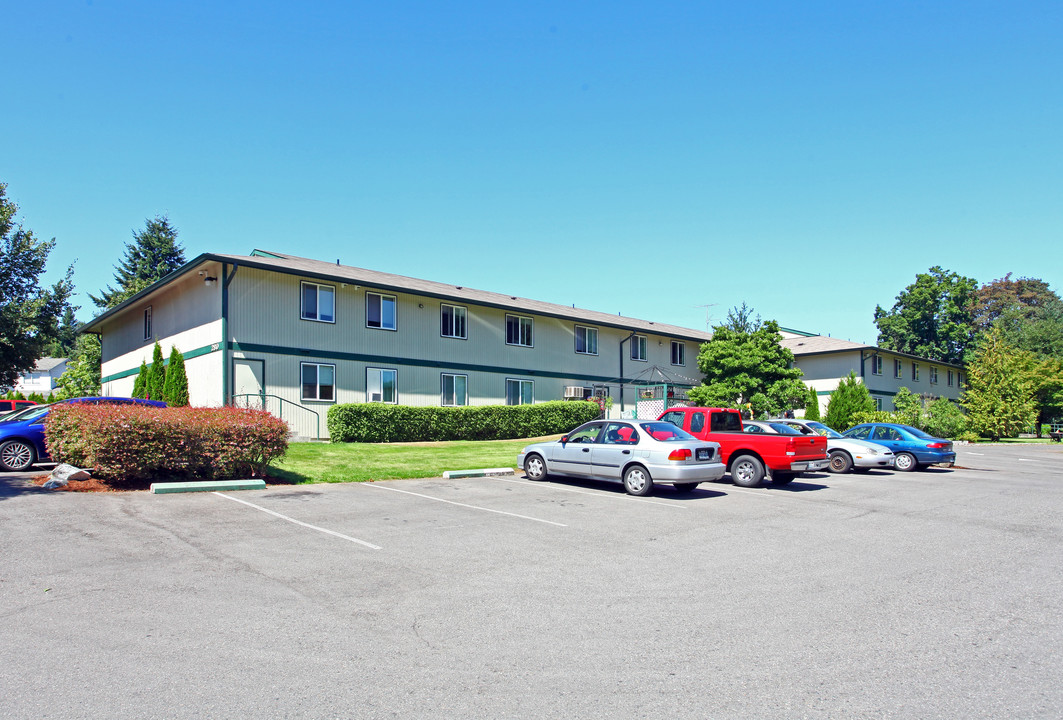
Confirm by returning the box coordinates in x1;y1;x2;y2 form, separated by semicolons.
961;328;1037;440
874;266;977;364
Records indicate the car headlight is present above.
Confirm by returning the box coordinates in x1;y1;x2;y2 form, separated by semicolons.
863;446;882;454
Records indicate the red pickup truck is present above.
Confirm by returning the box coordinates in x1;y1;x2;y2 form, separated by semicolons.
658;407;828;487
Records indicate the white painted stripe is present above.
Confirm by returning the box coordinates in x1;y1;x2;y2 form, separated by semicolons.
213;492;382;550
496;477;688;509
965;452;985;456
364;483;568;527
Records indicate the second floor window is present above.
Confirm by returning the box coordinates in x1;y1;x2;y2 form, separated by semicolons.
671;341;685;366
872;354;882;375
930;367;938;384
301;282;335;323
143;306;153;340
894;359;903;379
506;315;533;347
441;304;467;339
575;326;598;355
367;292;396;330
948;370;954;386
631;335;648;361
912;362;920;381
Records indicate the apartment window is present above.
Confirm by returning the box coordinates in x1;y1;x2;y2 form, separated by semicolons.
506;315;533;347
301;282;335;323
872;354;882;375
367;292;396;330
630;335;648;361
947;370;954;387
912;362;920;381
930;367;938;384
506;378;533;405
958;373;964;386
894;359;903;379
875;397;884;411
441;304;467;339
143;306;153;340
301;362;335;401
367;368;396;403
442;373;468;406
671;341;685;366
575;325;598;355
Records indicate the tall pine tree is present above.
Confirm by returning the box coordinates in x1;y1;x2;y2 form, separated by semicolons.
90;215;186;309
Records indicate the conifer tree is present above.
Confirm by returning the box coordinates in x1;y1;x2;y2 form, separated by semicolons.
961;327;1037;440
131;359;149;399
804;385;821;421
823;372;875;431
162;346;189;406
90;216;186;309
147;342;166;401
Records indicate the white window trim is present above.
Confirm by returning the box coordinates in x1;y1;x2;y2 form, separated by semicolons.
506;314;534;348
367;367;397;404
366;292;397;331
894;359;903;379
300;362;336;402
441;373;468;406
506;378;534;406
912;362;920;382
671;341;685;366
441;303;468;340
575;325;598;355
300;281;336;324
631;335;648;362
872;354;882;375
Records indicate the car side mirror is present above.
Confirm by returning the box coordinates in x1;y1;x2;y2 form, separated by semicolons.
560;435;568;445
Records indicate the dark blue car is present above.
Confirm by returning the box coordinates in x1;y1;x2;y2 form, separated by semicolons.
842;423;955;472
0;397;167;472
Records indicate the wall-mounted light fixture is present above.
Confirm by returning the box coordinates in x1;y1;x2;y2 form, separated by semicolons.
204;276;218;287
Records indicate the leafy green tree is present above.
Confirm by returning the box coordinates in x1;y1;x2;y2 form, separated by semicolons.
823;372;876;431
90;215;186;309
147;342;166;401
874;266;978;364
0;182;75;388
890;387;923;427
162;346;189;406
961;328;1037;440
923;397;968;439
688;314;807;417
53;334;102;399
803;384;821;421
970;273;1061;332
131;359;149;399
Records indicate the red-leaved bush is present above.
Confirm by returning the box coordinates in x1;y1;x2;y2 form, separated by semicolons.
45;404;289;482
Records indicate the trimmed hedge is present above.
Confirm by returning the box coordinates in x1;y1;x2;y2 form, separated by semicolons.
45;404;289;481
327;400;602;443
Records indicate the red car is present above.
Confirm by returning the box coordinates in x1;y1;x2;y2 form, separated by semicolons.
0;399;37;415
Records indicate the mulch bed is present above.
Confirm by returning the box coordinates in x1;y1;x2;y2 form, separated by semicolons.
31;472;295;493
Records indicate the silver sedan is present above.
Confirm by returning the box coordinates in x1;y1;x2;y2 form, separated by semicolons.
517;420;725;496
769;418;895;473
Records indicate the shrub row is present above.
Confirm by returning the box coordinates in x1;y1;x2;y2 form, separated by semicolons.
45;404;289;482
327;401;601;443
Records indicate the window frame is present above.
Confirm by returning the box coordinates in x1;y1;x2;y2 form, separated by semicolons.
947;369;954;387
630;335;648;362
366;292;397;331
300;282;336;324
671;341;686;366
300;362;336;402
143;306;153;341
367;367;397;404
574;325;598;355
912;362;920;381
872;354;882;375
440;303;467;340
894;358;903;379
930;367;938;384
441;373;468;407
505;378;534;406
506;314;534;348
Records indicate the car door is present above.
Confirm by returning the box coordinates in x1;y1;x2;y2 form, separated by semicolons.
549;423;603;477
590;422;640;481
870;425;905;454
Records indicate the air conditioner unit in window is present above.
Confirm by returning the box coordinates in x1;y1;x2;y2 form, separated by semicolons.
563;386;587;399
370;393;382;402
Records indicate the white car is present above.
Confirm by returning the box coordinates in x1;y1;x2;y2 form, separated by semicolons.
769;419;895;473
517;419;725;496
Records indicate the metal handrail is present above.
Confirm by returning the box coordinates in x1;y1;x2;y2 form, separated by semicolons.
231;393;321;441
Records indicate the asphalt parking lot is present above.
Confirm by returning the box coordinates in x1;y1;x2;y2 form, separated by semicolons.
2;444;1061;719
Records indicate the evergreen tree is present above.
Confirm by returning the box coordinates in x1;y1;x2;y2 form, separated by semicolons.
54;335;103;399
147;342;166;401
962;328;1037;440
131;359;149;399
162;346;189;406
90;215;186;309
804;385;821;421
823;372;876;431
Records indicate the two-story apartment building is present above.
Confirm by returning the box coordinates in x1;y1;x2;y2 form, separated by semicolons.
81;250;710;438
779;329;964;415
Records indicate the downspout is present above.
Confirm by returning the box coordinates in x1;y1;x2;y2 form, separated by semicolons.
221;264;239;404
618;331;636;416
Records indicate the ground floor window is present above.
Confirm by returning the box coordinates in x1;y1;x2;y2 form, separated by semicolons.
442;373;468;406
367;367;396;403
506;378;533;405
301;362;335;401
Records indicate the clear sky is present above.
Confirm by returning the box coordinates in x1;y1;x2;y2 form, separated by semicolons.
5;1;1061;344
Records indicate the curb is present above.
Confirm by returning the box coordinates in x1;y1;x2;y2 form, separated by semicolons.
442;468;517;479
150;479;267;494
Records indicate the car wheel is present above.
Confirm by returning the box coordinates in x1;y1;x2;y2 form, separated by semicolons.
524;454;548;481
828;450;853;474
730;454;765;488
623;465;653;496
0;440;37;472
673;482;699;493
894;452;917;472
772;472;795;485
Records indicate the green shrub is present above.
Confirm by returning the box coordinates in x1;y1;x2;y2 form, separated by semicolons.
823;372;876;431
849;410;896;426
804;385;821;421
923;397;967;439
45;404;289;481
327;401;602;443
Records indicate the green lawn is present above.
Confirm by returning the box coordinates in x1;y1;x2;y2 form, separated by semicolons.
267;436;558;484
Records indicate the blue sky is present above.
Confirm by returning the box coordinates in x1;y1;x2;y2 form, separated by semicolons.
5;1;1061;344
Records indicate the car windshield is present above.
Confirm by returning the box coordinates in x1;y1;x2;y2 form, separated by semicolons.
805;421;843;438
637;422;694;441
2;403;53;423
765;422;803;435
899;425;934;439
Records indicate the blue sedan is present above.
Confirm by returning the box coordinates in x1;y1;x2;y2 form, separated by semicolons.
842;423;955;472
0;397;167;472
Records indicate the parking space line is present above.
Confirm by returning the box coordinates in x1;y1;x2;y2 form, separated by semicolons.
213;492;382;550
496;477;688;509
364;483;568;527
